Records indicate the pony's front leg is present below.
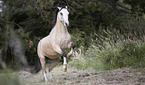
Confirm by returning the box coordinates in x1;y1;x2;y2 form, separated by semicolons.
54;46;67;72
67;42;75;58
61;52;67;72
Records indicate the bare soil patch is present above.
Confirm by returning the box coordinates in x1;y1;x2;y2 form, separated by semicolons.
13;66;145;85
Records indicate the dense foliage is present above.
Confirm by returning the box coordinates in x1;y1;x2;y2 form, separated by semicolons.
0;0;145;70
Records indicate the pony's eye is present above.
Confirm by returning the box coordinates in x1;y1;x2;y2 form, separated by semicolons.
60;12;63;16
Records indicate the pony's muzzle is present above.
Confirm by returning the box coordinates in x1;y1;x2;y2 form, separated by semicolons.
64;22;69;27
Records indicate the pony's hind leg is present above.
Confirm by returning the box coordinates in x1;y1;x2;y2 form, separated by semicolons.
39;55;48;83
48;57;60;79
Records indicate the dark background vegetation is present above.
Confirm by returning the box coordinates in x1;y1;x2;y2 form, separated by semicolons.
0;0;145;70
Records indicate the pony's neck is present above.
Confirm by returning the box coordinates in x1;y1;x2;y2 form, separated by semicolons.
54;17;68;33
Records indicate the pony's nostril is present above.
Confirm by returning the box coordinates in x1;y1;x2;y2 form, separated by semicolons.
66;22;69;26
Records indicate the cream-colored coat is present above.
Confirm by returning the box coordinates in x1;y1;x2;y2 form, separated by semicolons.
37;16;72;59
37;7;74;83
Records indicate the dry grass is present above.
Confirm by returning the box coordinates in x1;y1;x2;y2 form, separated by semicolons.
1;66;144;85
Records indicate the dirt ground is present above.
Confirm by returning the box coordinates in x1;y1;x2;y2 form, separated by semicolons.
11;65;145;85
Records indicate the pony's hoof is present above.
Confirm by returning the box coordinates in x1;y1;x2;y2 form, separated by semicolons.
64;68;67;72
44;80;49;83
63;64;67;72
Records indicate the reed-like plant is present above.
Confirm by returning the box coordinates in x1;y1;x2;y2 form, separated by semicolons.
70;21;145;70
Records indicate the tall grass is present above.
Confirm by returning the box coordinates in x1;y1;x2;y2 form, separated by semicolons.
70;17;145;70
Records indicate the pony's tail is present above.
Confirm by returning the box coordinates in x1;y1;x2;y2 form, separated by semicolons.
31;55;41;73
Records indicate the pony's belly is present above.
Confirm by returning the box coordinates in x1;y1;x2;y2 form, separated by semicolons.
43;50;60;59
46;55;59;59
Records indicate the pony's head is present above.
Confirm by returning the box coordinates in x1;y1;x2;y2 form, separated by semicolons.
57;6;69;27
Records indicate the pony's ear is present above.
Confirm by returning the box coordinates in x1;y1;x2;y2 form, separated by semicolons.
65;6;67;9
57;7;61;10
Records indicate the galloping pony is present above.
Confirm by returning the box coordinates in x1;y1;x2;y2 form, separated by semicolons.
34;6;75;82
